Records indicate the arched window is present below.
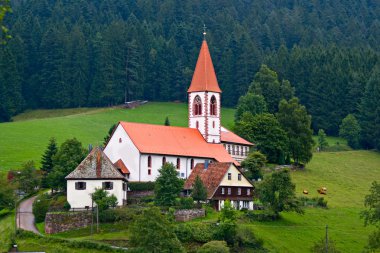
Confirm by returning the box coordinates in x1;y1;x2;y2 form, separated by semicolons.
190;159;194;170
148;156;152;168
212;121;215;128
193;96;202;116
119;138;122;143
210;96;217;116
176;158;180;169
162;156;166;166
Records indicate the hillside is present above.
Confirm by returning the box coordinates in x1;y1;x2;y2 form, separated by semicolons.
0;102;235;171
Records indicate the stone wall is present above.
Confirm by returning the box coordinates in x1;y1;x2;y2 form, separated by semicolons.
45;211;92;234
175;209;205;222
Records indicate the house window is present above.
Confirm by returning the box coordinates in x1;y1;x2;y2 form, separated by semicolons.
221;187;225;195
238;174;242;181
232;145;235;155
247;188;251;195
193;95;202;115
243;201;249;208
210;96;217;116
148;156;152;168
212;121;215;128
119;138;122;143
196;121;199;129
190;159;194;170
238;188;241;195
162;156;166;166
228;145;231;154
181;173;185;178
228;188;231;195
228;173;231;180
176;158;180;169
122;183;126;191
102;182;113;190
75;182;86;190
148;169;151;175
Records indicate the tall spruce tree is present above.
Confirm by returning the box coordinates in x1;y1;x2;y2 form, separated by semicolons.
277;98;314;165
40;137;58;187
155;163;184;207
191;175;207;205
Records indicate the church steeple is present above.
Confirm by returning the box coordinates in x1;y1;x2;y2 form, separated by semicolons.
188;33;222;144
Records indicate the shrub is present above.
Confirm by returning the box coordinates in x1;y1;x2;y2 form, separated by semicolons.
174;223;194;242
192;223;215;243
236;227;263;249
213;221;237;246
177;197;194;209
197;241;230;253
63;201;71;211
33;194;51;223
299;197;328;208
129;182;155;191
245;210;279;221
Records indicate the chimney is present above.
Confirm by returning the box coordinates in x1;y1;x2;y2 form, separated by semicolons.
96;149;101;178
204;160;209;170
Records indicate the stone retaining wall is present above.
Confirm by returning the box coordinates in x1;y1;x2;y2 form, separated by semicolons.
45;211;92;234
175;209;205;222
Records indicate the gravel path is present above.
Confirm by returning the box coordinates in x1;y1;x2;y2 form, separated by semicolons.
17;195;40;234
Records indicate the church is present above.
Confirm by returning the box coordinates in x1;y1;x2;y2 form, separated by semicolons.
103;37;253;182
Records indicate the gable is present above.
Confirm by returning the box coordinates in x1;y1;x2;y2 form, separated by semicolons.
219;164;253;187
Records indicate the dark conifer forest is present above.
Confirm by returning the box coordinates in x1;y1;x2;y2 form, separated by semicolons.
0;0;379;147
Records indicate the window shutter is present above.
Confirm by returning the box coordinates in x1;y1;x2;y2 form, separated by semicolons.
102;182;105;189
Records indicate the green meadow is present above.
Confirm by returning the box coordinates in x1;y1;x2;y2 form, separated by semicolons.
0;103;379;252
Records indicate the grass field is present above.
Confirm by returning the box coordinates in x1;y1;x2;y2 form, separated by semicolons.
0;102;235;171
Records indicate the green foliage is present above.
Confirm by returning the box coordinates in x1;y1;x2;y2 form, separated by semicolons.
235;93;267;121
18;161;40;194
249;64;295;113
191;175;207;204
258;170;304;215
164;116;170;126
155;163;184;207
0;0;11;43
103;124;116;146
191;223;215;243
128;181;155;191
311;238;342;253
91;188;118;211
241;151;267;180
197;241;230;253
366;228;380;252
339;114;361;149
129;207;185;253
317;129;329;151
236;226;263;249
40;137;58;187
177;197;194;209
33;194;51;223
219;200;237;223
0;177;14;211
299;197;328;208
361;181;380;227
245;210;280;221
215;200;238;246
47;138;86;191
174;223;194;242
235;112;288;163
359;66;380;150
277;98;314;165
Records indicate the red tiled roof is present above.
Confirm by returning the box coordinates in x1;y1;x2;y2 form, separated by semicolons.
119;122;237;165
114;159;130;174
221;128;253;145
184;162;231;199
187;40;221;93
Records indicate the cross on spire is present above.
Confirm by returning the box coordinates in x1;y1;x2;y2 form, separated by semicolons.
203;24;207;40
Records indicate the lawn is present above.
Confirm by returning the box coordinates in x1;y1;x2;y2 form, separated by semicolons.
0;102;235;171
0;214;14;252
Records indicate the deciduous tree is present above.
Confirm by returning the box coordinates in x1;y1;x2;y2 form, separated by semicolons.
235;93;267;121
91;188;118;211
191;175;207;205
317;129;329;151
155;163;184;207
241;151;266;180
339;114;361;149
361;182;380;251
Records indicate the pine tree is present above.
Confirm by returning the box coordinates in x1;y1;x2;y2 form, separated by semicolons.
104;124;117;146
155;163;184;207
40;137;58;187
191;175;207;205
164;116;170;126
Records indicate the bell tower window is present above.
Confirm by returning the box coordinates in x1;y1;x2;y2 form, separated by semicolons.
193;96;202;116
210;96;217;116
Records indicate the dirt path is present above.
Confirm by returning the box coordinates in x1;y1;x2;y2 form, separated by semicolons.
17;195;40;234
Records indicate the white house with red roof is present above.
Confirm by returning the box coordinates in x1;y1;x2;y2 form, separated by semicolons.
103;36;253;182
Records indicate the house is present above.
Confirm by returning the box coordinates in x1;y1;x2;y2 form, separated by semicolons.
65;147;127;209
103;37;253;182
184;162;254;211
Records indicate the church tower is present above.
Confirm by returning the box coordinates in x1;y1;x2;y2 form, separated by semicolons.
188;33;222;143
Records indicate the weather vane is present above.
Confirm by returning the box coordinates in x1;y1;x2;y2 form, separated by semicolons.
203;24;207;40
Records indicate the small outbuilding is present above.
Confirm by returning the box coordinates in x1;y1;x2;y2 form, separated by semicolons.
184;162;254;211
66;147;127;209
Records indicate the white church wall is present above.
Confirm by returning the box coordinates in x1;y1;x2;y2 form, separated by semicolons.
67;180;125;209
104;124;141;181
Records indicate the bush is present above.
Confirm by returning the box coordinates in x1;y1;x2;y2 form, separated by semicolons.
63;201;71;211
177;197;194;209
299;197;328;208
33;194;51;223
174;223;194;242
129;182;155;191
192;223;215;243
245;210;279;221
236;227;263;249
197;241;230;253
213;222;237;246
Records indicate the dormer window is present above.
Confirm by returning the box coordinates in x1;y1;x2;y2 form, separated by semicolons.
119;138;122;143
193;96;202;115
228;173;231;180
210;96;217;116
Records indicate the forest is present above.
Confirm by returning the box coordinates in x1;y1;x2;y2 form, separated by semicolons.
0;0;379;141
